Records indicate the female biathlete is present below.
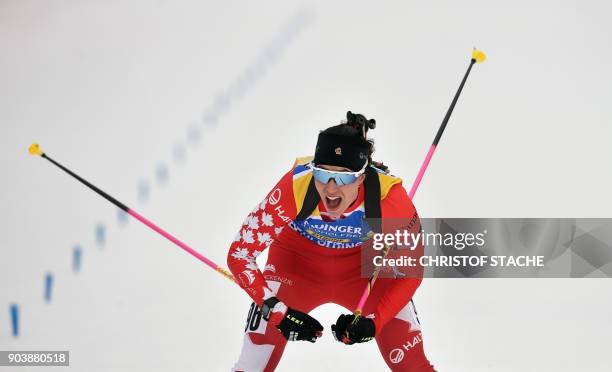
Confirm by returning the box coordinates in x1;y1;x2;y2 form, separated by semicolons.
227;112;436;371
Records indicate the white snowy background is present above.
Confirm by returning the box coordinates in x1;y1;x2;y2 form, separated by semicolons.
1;0;611;371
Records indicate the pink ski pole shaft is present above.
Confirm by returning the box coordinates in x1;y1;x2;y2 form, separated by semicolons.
28;144;235;283
352;49;486;317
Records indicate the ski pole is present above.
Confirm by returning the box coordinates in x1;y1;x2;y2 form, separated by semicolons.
408;48;487;199
28;144;235;283
350;48;486;322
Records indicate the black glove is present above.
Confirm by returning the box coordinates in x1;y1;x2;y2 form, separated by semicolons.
331;314;376;345
263;297;323;342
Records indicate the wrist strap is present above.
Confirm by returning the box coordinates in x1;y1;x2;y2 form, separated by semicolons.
261;296;280;321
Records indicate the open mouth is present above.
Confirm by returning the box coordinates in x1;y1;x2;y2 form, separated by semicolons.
325;195;342;210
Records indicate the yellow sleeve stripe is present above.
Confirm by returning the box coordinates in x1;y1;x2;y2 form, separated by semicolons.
293;156;313;167
378;172;402;200
293;171;313;213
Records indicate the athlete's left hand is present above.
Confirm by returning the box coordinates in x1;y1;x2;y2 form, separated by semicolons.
331;314;376;345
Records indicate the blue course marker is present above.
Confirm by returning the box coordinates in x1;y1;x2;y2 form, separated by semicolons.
10;304;18;337
73;246;82;273
95;223;106;248
214;92;232;113
138;180;150;203
44;273;53;303
229;76;249;101
242;66;258;88
202;111;218;128
155;163;169;185
187;125;202;144
172;143;186;164
117;208;128;226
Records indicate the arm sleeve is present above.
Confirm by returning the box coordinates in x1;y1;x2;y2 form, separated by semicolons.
373;183;423;331
226;168;297;306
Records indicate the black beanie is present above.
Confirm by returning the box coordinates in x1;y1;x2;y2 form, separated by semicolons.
313;132;369;172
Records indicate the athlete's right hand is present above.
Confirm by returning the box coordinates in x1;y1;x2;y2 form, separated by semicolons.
277;307;324;342
263;297;323;342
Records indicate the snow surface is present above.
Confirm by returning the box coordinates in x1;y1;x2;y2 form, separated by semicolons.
1;0;611;370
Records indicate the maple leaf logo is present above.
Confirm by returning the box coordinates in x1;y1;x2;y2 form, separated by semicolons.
242;229;255;244
257;232;271;246
247;215;259;230
261;212;274;227
245;261;258;271
231;247;250;260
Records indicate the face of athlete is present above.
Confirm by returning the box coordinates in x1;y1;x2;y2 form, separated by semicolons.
314;164;365;220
